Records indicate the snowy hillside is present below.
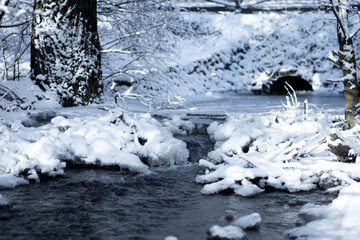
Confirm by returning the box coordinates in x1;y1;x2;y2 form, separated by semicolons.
163;10;347;97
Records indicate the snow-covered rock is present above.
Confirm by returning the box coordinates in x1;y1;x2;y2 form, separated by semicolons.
0;172;29;188
208;225;246;240
286;183;360;240
164;236;178;240
232;213;262;230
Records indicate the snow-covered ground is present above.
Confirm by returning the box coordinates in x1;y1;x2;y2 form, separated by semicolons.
96;9;353;101
158;10;350;97
285;182;360;240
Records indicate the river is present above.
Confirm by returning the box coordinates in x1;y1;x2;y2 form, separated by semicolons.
0;93;343;240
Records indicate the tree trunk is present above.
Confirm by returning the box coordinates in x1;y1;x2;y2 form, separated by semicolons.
31;0;102;107
235;0;242;9
337;24;359;129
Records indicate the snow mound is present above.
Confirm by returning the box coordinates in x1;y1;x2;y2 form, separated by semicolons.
0;172;29;188
196;94;360;195
0;109;189;184
285;183;360;240
163;115;195;135
232;213;262;230
164;236;178;240
208;225;246;240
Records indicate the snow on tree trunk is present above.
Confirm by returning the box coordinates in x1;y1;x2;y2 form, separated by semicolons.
31;0;102;107
337;31;359;129
328;0;360;129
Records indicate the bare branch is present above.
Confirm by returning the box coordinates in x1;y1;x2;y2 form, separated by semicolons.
0;20;30;28
328;51;340;65
204;0;234;8
329;0;347;37
350;23;360;39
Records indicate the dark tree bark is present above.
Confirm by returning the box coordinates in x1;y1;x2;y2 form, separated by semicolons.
31;0;102;107
328;0;359;129
235;0;242;9
0;0;11;23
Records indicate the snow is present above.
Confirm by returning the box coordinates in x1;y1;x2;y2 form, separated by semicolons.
196;92;360;196
232;213;262;230
162;115;195;135
194;93;360;239
208;225;246;240
0;108;189;183
286;183;360;240
164;236;178;240
0;172;28;188
164;10;347;97
208;212;261;239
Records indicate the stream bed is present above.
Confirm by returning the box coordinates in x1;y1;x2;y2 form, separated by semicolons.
0;93;343;240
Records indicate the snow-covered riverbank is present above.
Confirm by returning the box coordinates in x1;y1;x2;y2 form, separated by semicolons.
0;107;192;185
195;93;360;240
1;93;359;239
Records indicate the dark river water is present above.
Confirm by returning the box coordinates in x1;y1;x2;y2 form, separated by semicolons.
0;165;335;240
0;93;341;240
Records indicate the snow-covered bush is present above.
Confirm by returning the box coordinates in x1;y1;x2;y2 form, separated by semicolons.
196;94;360;196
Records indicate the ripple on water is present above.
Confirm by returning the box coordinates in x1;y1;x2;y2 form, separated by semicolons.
0;166;336;240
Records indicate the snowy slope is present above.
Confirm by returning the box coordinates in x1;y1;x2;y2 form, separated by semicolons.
159;10;350;97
